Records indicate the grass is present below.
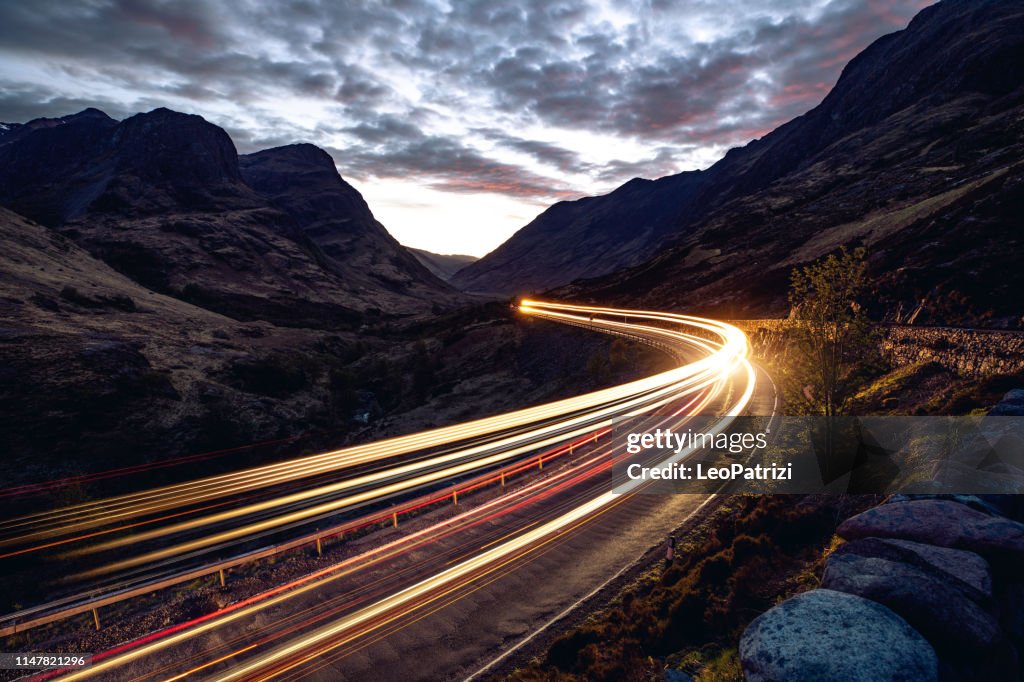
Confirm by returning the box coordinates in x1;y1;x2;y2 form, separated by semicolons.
505;495;878;682
784;166;1010;266
851;360;935;402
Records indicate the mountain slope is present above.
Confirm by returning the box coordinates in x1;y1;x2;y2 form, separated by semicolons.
562;0;1024;327
452;171;706;293
239;144;455;305
408;247;477;281
0;205;233;470
455;0;1024;303
0;109;459;327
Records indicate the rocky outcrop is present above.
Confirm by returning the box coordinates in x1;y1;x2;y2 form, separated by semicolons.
741;496;1024;681
238;144;453;303
0;109;460;328
739;588;938;682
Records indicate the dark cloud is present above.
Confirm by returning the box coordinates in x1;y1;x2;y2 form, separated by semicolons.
0;0;934;207
462;0;933;150
470;127;592;175
0;83;136;123
335;124;580;201
595;147;693;185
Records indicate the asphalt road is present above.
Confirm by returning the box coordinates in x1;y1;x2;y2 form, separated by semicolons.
36;302;768;682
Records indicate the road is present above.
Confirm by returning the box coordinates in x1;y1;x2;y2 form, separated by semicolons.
3;300;769;681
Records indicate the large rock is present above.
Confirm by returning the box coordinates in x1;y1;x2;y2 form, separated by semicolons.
739;589;937;682
831;536;992;598
837;500;1024;570
885;493;1005;519
989;389;1024;416
1004;582;1024;644
822;552;1000;652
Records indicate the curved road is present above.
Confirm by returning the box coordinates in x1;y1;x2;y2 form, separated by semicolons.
13;301;772;681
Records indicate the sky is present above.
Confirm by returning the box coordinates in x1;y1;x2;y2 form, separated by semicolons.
0;0;934;257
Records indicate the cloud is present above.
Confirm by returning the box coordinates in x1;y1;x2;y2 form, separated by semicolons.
0;83;137;123
0;0;934;250
334;121;581;201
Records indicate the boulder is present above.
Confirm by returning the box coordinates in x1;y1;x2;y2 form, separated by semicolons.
989;389;1024;416
664;669;694;682
832;536;992;598
885;493;1004;518
837;500;1024;570
739;589;937;682
822;553;1000;652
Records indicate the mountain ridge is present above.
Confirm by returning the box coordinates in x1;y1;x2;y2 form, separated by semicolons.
0;108;460;327
407;247;477;281
454;0;1024;309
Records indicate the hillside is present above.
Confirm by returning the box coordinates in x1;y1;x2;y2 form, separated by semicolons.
455;0;1024;328
408;247;477;281
0;212;659;483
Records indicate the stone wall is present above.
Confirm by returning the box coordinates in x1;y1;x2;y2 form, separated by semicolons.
730;320;1024;378
881;326;1024;378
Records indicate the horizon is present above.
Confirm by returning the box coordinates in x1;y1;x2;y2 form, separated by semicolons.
0;0;933;256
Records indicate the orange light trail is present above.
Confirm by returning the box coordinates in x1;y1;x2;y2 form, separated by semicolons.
36;300;755;681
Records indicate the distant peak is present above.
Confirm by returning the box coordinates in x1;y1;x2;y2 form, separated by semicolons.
246;143;336;168
137;107;202;121
117;108;226;139
71;107;114;121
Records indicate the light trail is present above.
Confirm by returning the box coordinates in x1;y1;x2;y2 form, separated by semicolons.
0;311;721;547
199;321;753;682
34;300;755;681
5;304;738;586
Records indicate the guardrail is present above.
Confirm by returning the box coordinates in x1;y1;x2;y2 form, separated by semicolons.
0;307;689;639
0;429;608;637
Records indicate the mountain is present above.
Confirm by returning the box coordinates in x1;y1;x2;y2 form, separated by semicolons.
451;172;705;294
0;121;21;139
561;0;1024;327
407;247;477;281
0;116;646;478
454;0;1024;321
0;108;459;328
0;203;658;481
238;144;452;306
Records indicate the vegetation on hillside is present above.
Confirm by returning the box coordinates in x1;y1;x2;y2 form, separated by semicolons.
504;495;877;682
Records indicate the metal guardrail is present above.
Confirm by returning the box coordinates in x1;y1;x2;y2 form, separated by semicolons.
0;429;606;637
0;310;692;638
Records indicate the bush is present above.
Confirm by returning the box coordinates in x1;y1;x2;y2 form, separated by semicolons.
226;354;308;397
